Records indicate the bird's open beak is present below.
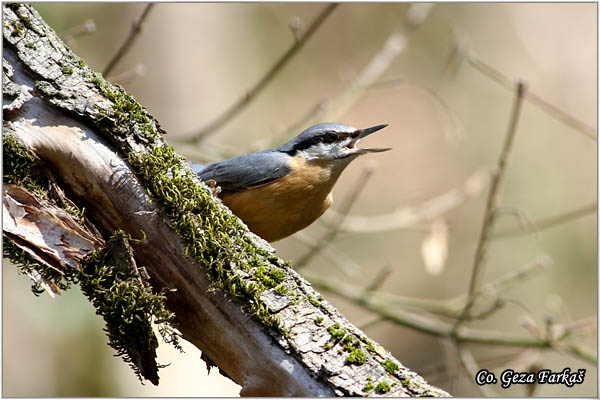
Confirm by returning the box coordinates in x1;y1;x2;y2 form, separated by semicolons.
347;124;391;154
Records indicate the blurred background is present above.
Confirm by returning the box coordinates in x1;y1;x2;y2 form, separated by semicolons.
3;2;597;397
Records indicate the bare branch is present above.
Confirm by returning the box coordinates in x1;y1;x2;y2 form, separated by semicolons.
4;5;452;395
295;164;375;269
467;52;597;141
322;167;487;234
456;344;496;397
184;4;338;144
358;315;386;331
291;232;363;276
308;255;551;321
108;63;147;85
364;263;394;294
60;19;96;48
103;3;154;77
266;98;330;149
306;272;596;364
479;255;552;297
316;4;433;124
494;203;597;239
454;80;527;331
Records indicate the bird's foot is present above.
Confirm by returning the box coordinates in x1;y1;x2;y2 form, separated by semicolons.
206;179;222;196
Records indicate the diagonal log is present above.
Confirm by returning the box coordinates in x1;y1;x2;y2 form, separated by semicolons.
2;4;449;396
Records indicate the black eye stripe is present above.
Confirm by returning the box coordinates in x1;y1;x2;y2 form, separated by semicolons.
288;131;349;154
291;135;323;152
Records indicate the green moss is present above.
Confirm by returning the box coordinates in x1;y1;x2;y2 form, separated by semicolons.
314;316;324;325
25;41;35;49
8;4;45;37
327;323;346;341
279;327;291;338
308;295;321;307
376;381;391;393
345;348;366;365
3;238;78;296
79;230;180;384
255;265;285;288
127;145;287;330
365;340;376;352
11;21;22;37
5;4;296;385
362;382;375;392
3;134;46;193
7;3;22;12
274;284;288;296
268;267;286;283
3;134;87;220
61;65;73;75
336;333;367;365
343;339;359;352
324;343;333;350
382;359;399;375
90;72;158;145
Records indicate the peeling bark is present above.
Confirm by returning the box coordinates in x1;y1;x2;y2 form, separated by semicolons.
2;4;450;397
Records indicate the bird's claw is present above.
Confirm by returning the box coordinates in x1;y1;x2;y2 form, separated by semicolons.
206;179;222;196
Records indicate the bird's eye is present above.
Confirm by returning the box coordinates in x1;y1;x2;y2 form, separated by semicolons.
324;132;338;143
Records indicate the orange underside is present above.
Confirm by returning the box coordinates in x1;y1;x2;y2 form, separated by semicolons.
220;156;341;242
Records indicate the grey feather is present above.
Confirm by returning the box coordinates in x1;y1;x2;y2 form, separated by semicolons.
275;123;355;153
194;123;355;193
195;151;292;194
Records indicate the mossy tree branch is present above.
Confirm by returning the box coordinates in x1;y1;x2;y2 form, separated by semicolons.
2;4;449;396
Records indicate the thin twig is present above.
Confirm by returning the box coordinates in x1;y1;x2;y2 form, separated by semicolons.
365;78;466;144
493;205;540;239
271;3;434;143
365;263;394;294
478;255;551;297
469;298;506;320
267;98;330;148
566;343;598;364
445;255;551;313
559;315;598;339
59;18;96;39
306;272;463;318
305;271;596;364
358;315;386;331
295;165;375;269
494;203;597;239
108;64;147;85
60;19;96;48
456;344;496;397
467;52;597;141
322;167;487;234
308;256;550;321
417;349;522;383
103;4;154;77
315;3;433;124
292;232;363;276
453;80;527;332
184;4;338;144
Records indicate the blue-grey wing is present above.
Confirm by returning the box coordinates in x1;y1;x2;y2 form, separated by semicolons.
193;151;291;194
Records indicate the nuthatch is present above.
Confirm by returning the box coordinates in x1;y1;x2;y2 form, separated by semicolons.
192;123;390;242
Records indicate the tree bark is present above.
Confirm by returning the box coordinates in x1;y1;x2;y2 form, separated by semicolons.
2;4;449;397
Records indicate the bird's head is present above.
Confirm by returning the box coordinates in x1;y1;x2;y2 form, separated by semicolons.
281;123;391;165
